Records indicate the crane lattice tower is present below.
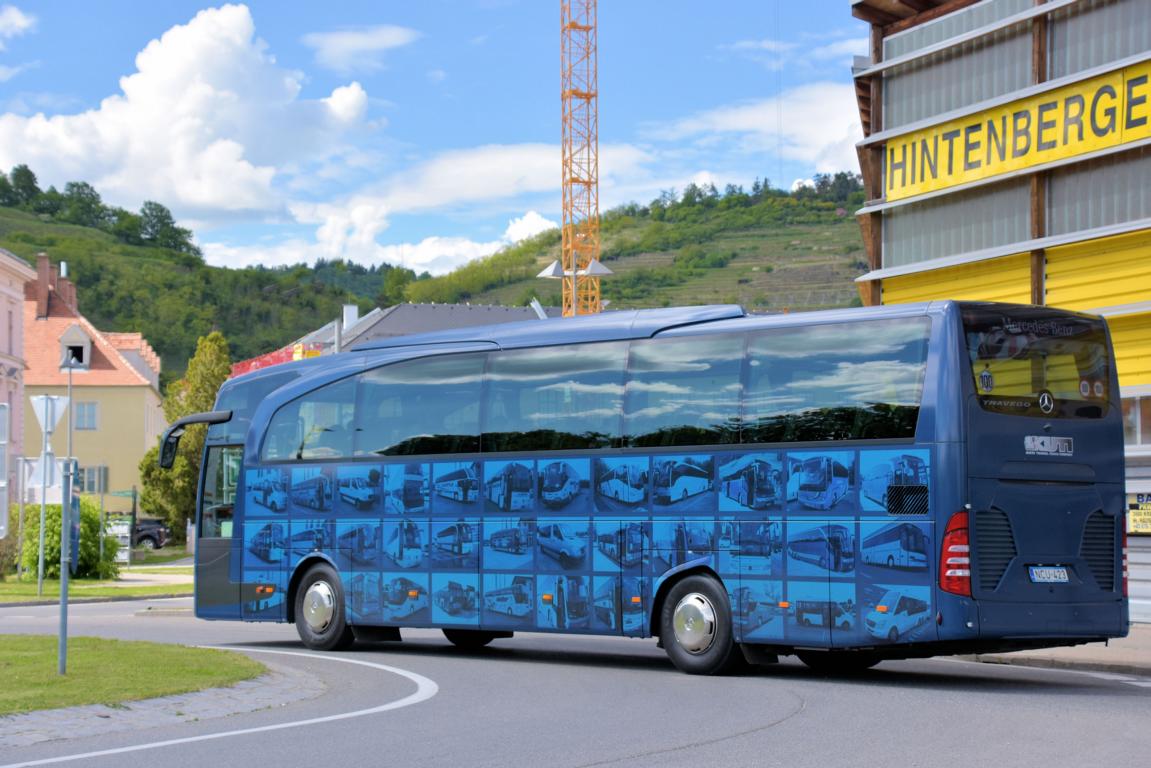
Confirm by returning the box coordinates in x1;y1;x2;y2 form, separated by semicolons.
561;0;601;317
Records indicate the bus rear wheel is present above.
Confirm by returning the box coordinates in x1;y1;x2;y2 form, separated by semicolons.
294;563;355;651
443;629;502;649
660;575;743;675
796;650;880;674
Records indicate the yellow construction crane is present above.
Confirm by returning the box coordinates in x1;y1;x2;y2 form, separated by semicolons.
548;0;608;317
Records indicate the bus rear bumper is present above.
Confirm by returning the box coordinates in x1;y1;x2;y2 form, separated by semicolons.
977;600;1129;640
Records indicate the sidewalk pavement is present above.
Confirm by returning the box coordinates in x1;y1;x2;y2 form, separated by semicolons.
972;621;1151;677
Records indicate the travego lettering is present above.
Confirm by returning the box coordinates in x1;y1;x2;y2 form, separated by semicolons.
884;59;1151;202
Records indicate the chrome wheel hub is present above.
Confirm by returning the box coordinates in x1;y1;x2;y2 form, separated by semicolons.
673;592;717;654
303;580;335;633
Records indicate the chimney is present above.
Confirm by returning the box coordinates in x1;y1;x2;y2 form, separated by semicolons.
35;253;50;318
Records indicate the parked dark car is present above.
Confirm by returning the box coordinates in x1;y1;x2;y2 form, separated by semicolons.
133;518;171;550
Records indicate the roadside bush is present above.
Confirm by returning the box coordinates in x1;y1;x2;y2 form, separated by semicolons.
0;505;20;577
20;497;119;580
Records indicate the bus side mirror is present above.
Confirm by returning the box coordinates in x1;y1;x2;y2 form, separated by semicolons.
159;425;186;469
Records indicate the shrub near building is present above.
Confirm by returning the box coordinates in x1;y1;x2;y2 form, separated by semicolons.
18;497;119;580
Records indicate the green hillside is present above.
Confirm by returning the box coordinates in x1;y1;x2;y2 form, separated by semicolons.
405;183;868;312
0;206;370;384
1;168;867;383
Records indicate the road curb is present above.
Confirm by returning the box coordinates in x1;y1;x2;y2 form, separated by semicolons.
0;593;190;609
968;654;1151;679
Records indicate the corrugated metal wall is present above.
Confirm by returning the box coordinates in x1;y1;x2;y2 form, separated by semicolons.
1107;313;1151;387
1047;146;1151;237
1046;230;1151;310
883;179;1029;267
884;28;1031;129
881;253;1032;304
884;0;1033;57
1050;0;1151;79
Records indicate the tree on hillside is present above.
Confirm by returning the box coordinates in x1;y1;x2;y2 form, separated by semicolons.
0;172;16;206
138;331;232;537
61;181;110;229
9;164;40;206
140;200;201;257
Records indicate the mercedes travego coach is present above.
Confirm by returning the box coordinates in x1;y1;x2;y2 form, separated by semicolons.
160;301;1129;675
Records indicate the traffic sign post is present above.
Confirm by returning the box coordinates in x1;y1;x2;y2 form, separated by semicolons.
30;395;67;597
59;458;78;675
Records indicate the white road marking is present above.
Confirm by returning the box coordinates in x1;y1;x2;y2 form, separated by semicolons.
1124;681;1151;688
0;648;439;768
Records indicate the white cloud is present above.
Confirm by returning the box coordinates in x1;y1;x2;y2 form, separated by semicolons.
302;24;420;74
0;5;34;49
809;37;868;63
648;82;863;173
0;61;28;81
504;210;556;243
729;38;796;53
0;5;370;221
426;68;447;84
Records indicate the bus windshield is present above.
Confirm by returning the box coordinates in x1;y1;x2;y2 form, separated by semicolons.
962;305;1112;419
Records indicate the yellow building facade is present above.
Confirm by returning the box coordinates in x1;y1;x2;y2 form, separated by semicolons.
852;0;1151;533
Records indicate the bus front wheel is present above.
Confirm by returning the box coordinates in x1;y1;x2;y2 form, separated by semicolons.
660;575;743;675
294;563;355;651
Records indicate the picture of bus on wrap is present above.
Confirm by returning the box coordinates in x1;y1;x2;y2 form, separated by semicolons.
537;519;591;571
432;573;479;624
594;457;649;514
244;521;286;567
786;580;857;644
380;518;427;569
289;519;336;566
650;519;713;575
787;521;857;577
861;583;932;644
733;579;783;642
858;449;930;516
786;450;858;514
334;465;382;513
383;463;429;515
430;518;479;569
483;573;534;627
652;455;715;512
246;468;288;514
717;519;782;576
432;461;480;515
482;517;534;570
717;452;785;512
484;460;535;514
376;573;431;624
859;521;930;572
537;574;590;630
593;519;648;572
245;569;286;620
537;458;593;515
592;575;646;634
336;521;384;567
289;466;334;514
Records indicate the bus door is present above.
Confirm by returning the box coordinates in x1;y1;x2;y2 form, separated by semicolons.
198;445;244;620
962;305;1127;637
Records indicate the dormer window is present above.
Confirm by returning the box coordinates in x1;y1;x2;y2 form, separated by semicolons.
59;323;91;371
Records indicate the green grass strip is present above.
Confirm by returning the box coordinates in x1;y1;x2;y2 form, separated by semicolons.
0;579;194;603
0;635;265;716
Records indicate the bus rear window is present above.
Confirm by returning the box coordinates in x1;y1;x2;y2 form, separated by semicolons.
962;306;1111;419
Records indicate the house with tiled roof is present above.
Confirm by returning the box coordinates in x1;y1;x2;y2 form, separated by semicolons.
23;254;164;512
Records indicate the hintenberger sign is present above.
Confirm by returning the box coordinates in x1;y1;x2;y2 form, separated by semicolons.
884;59;1151;202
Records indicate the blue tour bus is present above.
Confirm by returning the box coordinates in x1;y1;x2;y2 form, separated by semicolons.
162;302;1129;674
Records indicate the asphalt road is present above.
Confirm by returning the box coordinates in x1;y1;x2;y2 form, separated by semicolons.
2;599;1150;768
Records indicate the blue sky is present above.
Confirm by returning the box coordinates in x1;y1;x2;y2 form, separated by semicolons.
0;2;867;274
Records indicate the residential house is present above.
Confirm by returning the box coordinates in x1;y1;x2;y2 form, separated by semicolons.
23;254;164;512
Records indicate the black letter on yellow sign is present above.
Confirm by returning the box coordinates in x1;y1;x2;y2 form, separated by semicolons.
1037;101;1058;151
1063;94;1085;144
1126;75;1148;130
1012;110;1031;158
1091;85;1118;138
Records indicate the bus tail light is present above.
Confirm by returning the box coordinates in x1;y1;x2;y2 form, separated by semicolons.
940;510;971;597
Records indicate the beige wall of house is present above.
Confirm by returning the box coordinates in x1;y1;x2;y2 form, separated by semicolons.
24;383;164;513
